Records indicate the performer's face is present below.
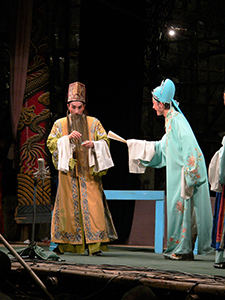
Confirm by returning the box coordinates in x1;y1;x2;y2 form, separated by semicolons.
67;101;85;115
152;98;164;116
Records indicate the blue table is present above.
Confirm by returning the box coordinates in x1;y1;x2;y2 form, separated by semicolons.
104;190;165;253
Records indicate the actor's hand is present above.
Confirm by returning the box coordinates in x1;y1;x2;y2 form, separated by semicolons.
81;140;94;148
69;130;82;140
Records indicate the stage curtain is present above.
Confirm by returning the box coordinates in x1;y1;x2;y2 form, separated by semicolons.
14;0;51;228
0;172;3;234
9;0;33;146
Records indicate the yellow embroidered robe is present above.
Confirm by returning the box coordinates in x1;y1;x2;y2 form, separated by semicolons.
47;116;117;248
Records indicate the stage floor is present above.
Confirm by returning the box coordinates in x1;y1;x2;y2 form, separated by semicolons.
1;243;225;300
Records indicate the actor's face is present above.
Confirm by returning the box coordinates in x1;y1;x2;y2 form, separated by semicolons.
67;101;85;115
152;98;164;116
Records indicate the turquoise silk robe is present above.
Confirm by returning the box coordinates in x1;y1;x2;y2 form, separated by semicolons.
142;108;212;257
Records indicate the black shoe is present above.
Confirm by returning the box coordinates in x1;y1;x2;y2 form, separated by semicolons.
214;262;225;269
89;250;102;256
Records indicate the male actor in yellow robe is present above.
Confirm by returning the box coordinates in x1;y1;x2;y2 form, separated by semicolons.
47;82;117;256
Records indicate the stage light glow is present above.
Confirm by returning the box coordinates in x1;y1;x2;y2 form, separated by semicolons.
169;29;176;36
167;26;188;38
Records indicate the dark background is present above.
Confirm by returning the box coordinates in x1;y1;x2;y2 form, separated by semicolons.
78;0;146;243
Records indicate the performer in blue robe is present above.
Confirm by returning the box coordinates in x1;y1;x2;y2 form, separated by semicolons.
127;79;213;260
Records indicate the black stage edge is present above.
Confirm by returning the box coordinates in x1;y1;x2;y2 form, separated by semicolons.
2;244;225;300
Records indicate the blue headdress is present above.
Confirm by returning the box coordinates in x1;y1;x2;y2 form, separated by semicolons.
152;79;183;115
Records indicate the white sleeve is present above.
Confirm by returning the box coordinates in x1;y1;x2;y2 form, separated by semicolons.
57;136;73;173
88;140;114;172
127;139;155;173
208;150;222;193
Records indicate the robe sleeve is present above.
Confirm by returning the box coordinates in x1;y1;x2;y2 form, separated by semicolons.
208;149;222;192
57;136;73;173
47;119;76;171
89;140;114;172
141;134;167;169
90;119;112;177
47;120;61;170
208;136;225;191
127;139;156;173
219;136;225;185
